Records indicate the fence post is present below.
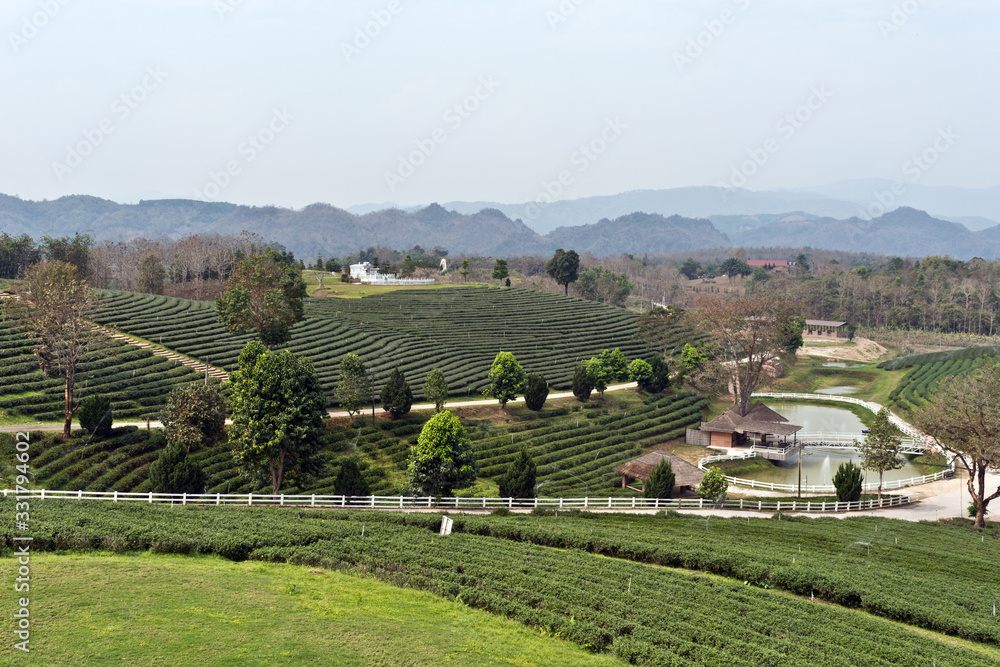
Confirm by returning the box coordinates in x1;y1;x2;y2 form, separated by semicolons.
280;495;284;507
216;493;220;506
585;497;589;509
311;495;315;507
559;498;564;509
371;496;375;509
183;493;187;506
632;497;636;509
534;497;538;508
740;499;744;510
248;493;252;506
758;500;762;511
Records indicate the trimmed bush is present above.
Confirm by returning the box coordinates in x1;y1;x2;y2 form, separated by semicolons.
78;394;113;437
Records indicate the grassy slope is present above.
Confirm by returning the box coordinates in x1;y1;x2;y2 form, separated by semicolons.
0;552;622;667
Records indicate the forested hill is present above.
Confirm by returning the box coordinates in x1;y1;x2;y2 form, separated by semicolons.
2;194;1000;260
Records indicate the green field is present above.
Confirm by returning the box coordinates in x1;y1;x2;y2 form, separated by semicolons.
0;552;622;666
4;502;998;666
91;287;690;405
1;390;704;497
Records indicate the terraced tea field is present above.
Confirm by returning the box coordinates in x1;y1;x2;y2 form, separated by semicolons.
879;345;1000;411
94;287;690;405
0;319;214;423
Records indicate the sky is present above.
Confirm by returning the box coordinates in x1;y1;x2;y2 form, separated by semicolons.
2;0;997;209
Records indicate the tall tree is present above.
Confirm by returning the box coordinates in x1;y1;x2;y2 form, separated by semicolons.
498;448;537;498
485;351;526;409
578;266;634;306
691;293;802;417
584;356;613;399
644;459;675;499
492;258;509;285
423;368;449;413
136;254;166;294
159;384;227;451
336;353;371;422
215;249;306;346
523;373;549;411
333;458;370;497
229;341;327;495
545;248;581;296
3;260;98;438
41;232;94;277
380;367;413;419
914;365;1000;528
855;407;905;501
572;364;595;402
149;442;206;495
407;410;478;496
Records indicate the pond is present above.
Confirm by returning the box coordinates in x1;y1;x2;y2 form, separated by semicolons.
814;386;858;395
735;403;941;487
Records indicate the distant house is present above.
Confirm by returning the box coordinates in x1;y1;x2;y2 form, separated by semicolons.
804;319;848;338
747;260;792;269
348;261;435;286
687;402;801;449
612;451;704;495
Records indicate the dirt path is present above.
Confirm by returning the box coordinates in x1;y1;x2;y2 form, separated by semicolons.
796;336;887;362
95;326;229;381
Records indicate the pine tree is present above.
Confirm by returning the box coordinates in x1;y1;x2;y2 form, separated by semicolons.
149;440;206;494
380;367;413;419
333;458;370;497
498;448;537;499
572;364;594;402
524;373;549;411
832;461;863;503
644;459;675;499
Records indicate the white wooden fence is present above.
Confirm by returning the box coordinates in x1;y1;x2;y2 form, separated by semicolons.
1;487;919;513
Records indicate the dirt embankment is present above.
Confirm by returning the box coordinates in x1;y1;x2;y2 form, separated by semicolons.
796;337;887;362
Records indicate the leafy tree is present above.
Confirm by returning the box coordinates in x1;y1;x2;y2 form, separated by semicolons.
845;323;858;341
584;356;613;399
333;458;370;497
779;316;807;354
572;364;594;401
914;364;1000;528
137;254;166;294
680;343;708;372
600;348;629;381
380;367;413;419
485;351;525;409
697;467;728;500
635;305;685;356
578;266;634;306
229;341;327;494
149;441;206;495
159;384;227;451
524;373;549;411
691;293;802;417
855;407;905;501
628;358;653;388
41;232;93;277
644;459;675;499
3;260;98;439
832;461;863;503
545;248;581;296
719;257;752;282
77;394;113;438
407;410;477;496
492;258;509;284
423;368;449;413
749;267;771;287
215;249;307;346
795;253;810;272
679;258;701;280
498;448;537;498
0;232;40;279
459;259;470;282
401;255;416;278
336;353;371;422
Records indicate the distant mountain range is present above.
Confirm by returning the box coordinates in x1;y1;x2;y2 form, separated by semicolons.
3;190;1000;260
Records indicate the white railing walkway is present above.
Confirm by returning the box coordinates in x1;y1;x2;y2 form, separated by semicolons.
1;488;918;513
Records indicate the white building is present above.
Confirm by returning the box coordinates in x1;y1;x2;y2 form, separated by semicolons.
347;261;435;286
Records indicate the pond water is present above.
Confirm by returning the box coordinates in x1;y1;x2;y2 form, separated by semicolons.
735;403;940;486
821;362;866;368
814;386;858;395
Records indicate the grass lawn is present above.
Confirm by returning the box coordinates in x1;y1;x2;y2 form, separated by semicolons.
0;552;624;666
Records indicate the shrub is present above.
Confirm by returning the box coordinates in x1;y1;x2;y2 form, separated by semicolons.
697;467;728;500
572;364;594;402
380;367;413;419
497;448;537;498
524;373;549;411
159;384;227;450
333;458;371;497
78;394;113;437
833;461;863;503
149;442;206;494
644;459;675;499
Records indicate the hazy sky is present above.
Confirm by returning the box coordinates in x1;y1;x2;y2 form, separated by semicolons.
2;0;996;209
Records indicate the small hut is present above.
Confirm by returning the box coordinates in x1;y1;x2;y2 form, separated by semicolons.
612;451;704;495
694;401;802;449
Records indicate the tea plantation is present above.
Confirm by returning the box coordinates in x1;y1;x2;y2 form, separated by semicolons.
92;286;690;405
4;502;998;666
879;345;1000;411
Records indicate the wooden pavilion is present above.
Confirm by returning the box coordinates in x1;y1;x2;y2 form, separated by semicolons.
693;401;802;449
612;451;704;495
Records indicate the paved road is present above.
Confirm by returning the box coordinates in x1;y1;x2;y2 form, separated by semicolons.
0;382;641;433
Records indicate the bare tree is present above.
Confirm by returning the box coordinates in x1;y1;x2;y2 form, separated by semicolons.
691;293;801;417
3;261;99;438
913;364;1000;528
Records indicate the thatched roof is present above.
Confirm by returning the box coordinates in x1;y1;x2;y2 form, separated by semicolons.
612;451;704;488
700;402;802;437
